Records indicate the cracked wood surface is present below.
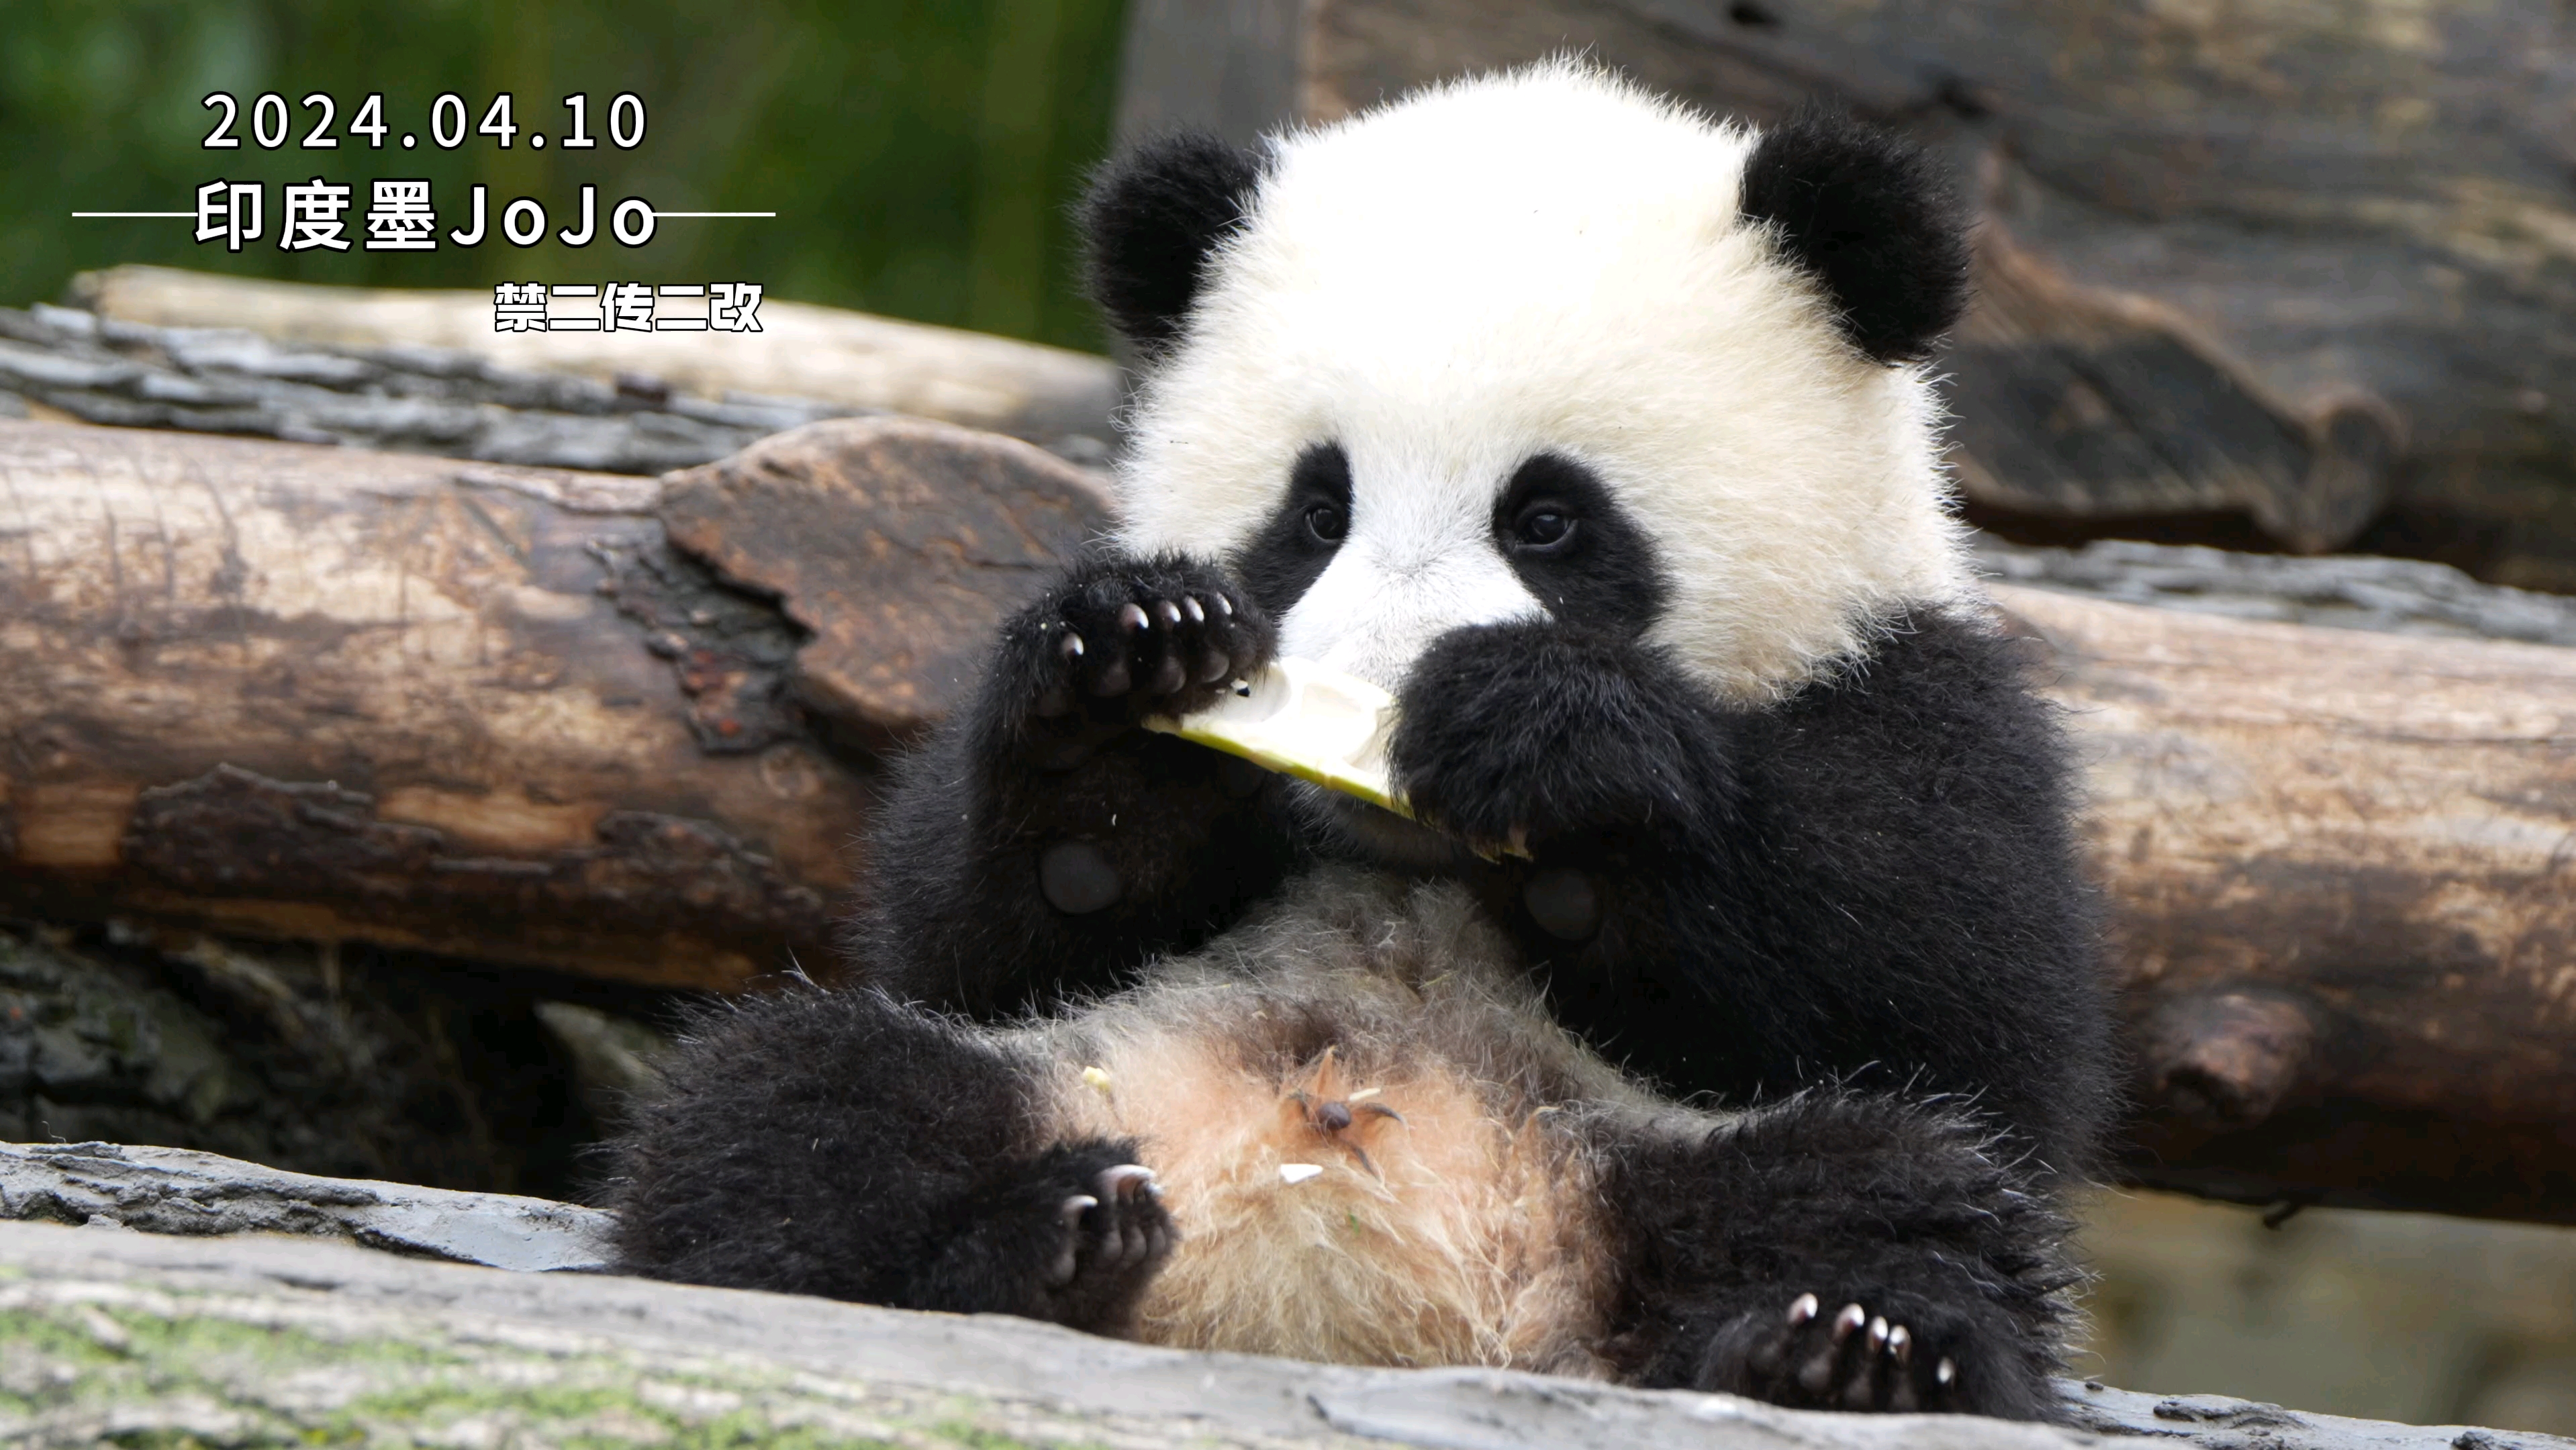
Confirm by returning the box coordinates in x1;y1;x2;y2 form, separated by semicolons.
1;419;2573;1220
2;1209;2563;1449
0;418;1097;989
68;264;1125;456
2003;589;2576;1221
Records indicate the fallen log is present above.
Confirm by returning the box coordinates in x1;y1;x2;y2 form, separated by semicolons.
0;416;1105;988
69;263;1125;458
0;1184;2542;1450
2001;588;2576;1221
0;299;869;477
0;1141;613;1271
2;418;2571;1221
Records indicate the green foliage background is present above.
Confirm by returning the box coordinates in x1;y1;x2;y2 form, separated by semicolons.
0;0;1130;352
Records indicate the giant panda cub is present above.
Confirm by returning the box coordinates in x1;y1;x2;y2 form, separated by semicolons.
614;60;2113;1422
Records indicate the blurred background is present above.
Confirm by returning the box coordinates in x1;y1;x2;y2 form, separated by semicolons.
0;0;1128;350
3;0;2573;1436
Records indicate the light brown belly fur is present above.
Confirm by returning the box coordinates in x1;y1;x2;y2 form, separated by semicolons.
1019;869;1694;1378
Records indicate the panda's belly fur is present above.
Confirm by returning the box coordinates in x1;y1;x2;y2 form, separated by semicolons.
1008;867;1708;1378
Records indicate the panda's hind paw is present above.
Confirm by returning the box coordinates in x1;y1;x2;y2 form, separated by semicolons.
1706;1292;2029;1417
1043;1163;1177;1328
1044;1192;1099;1288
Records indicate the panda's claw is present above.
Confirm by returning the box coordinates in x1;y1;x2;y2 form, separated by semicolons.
1709;1294;1986;1416
1038;1160;1177;1331
1034;633;1085;718
1020;560;1273;726
1096;1163;1157;1200
1047;1194;1098;1286
1795;1326;1848;1396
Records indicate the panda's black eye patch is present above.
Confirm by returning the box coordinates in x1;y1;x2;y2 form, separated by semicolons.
1494;453;1669;634
1229;442;1354;620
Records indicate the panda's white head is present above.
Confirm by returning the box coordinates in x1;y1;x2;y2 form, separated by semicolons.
1087;59;1977;704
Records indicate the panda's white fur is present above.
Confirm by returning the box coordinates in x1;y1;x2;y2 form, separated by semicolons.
1117;58;1974;704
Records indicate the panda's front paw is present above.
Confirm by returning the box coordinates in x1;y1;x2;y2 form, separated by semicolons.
1699;1292;2046;1418
1389;620;1728;850
1004;555;1273;739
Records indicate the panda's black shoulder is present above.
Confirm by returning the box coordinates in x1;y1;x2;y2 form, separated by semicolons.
1771;605;2070;787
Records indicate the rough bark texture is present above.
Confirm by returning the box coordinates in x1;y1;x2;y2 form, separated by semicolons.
70;264;1125;461
0;417;1101;989
4;417;2574;1220
0;301;873;476
0;1141;613;1271
0;1207;2561;1450
2003;586;2576;1223
659;418;1112;746
1976;538;2576;649
1126;0;2576;583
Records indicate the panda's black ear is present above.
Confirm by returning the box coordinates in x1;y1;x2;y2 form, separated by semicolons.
1082;133;1270;356
1737;108;1971;366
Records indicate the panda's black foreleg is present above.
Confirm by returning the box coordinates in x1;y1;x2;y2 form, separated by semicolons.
857;551;1298;1014
1607;1090;2077;1420
1389;618;1736;855
1391;612;2111;1180
609;987;1174;1335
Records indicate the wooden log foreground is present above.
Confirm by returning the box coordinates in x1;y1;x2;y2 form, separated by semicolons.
1;1153;2548;1450
1121;0;2576;583
11;1207;2504;1450
1;418;2571;1222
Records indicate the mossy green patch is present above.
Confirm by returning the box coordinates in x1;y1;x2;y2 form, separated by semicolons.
0;1287;1253;1450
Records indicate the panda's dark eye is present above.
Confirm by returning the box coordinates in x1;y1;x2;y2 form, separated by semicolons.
1513;507;1576;551
1304;502;1348;544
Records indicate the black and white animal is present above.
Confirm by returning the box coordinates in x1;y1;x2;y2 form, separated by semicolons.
613;61;2112;1421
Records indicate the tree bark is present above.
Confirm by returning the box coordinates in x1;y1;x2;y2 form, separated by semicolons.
3;419;2573;1221
0;297;871;477
0;1211;2516;1450
68;262;1125;455
0;416;1104;989
2003;587;2576;1222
